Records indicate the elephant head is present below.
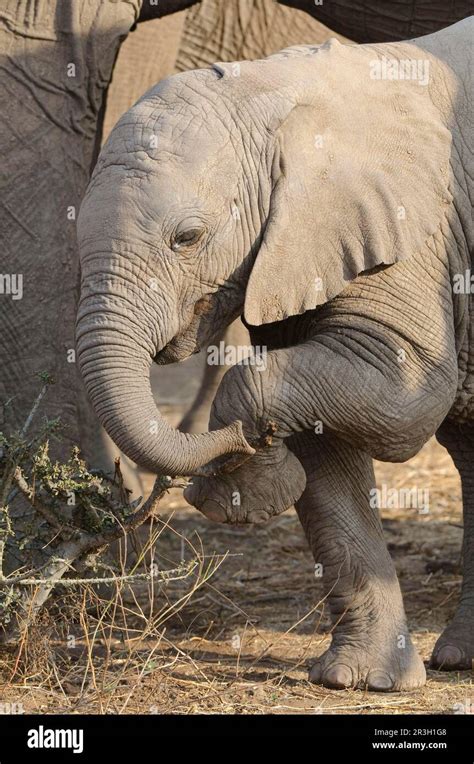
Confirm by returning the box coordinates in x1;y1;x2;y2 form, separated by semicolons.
77;38;451;497
76;66;261;476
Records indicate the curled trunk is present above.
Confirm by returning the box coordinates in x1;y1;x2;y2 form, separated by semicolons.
76;295;253;476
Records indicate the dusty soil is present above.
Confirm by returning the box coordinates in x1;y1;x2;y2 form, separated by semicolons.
2;355;472;714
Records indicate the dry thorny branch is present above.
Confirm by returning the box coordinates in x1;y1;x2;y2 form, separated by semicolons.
0;373;203;643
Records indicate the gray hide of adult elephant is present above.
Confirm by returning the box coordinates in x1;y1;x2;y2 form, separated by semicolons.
278;0;474;42
0;0;198;484
0;1;136;468
76;20;473;690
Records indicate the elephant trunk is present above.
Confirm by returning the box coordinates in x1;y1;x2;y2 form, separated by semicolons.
76;288;253;477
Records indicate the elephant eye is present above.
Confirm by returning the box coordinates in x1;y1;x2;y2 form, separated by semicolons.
171;226;204;251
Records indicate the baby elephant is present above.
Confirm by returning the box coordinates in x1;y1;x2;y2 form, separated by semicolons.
77;19;474;691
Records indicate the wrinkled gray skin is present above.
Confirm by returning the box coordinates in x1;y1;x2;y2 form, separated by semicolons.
77;20;473;690
0;0;197;472
175;0;474;434
104;0;345;440
280;0;474;42
0;0;321;500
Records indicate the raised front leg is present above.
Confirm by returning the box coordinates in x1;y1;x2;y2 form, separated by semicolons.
186;303;458;522
290;431;426;691
431;422;474;671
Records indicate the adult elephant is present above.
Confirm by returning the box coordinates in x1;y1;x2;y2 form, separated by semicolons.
105;0;346;139
280;0;474;42
0;0;198;473
76;19;473;689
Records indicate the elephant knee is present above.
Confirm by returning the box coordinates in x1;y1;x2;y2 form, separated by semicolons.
369;385;455;462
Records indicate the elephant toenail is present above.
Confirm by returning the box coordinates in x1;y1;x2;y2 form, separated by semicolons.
433;645;463;668
248;509;270;524
366;670;393;691
308;662;322;684
197;499;227;523
324;664;353;689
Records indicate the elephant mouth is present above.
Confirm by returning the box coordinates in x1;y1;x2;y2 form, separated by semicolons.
153;294;223;365
154;336;201;365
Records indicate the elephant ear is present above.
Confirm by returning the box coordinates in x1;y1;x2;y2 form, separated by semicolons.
241;42;452;325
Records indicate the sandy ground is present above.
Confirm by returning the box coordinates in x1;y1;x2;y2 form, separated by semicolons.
1;354;472;714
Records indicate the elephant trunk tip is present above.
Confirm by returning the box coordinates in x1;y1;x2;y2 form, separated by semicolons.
223;419;256;457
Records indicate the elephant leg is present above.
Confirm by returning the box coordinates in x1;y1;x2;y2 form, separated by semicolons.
431;421;474;671
290;431;426;691
179;319;250;433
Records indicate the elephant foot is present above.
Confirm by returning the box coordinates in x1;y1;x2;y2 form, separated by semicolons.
430;616;474;671
309;633;426;692
184;441;306;524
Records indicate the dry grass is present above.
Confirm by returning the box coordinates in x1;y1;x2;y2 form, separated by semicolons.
0;436;472;715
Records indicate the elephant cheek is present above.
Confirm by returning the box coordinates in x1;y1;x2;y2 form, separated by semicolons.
183;444;307;525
